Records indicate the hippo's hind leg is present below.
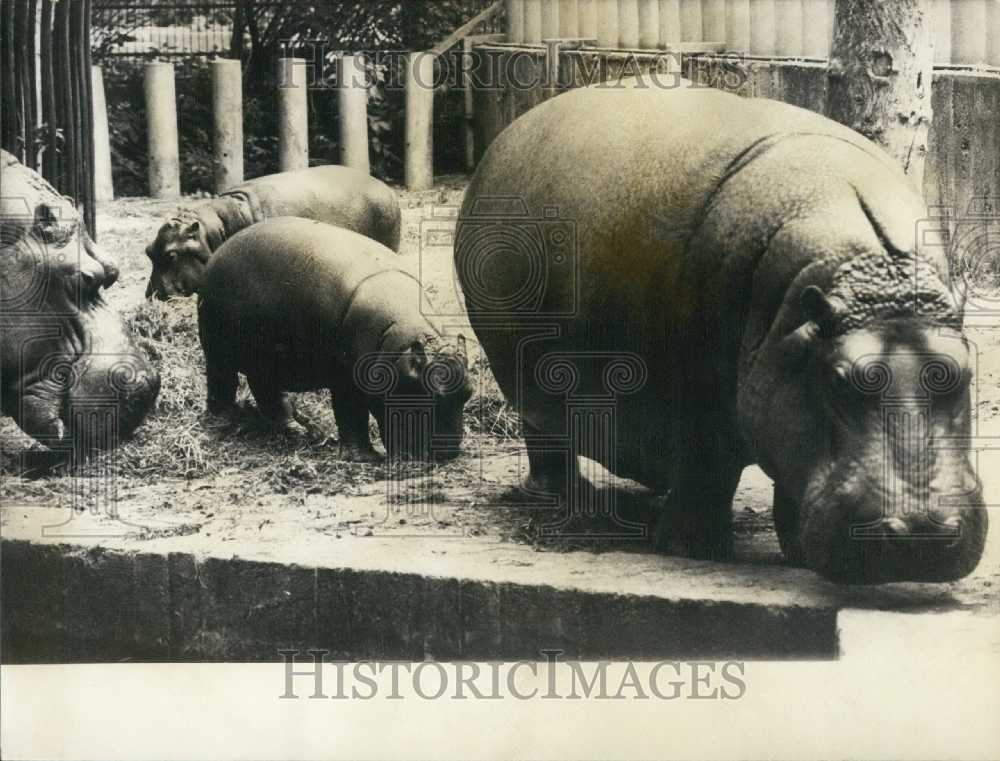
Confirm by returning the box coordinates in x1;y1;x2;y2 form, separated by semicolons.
329;375;380;462
521;419;582;499
198;313;238;416
205;356;238;416
246;374;294;425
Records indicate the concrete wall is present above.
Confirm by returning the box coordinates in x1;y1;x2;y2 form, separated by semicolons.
471;47;1000;217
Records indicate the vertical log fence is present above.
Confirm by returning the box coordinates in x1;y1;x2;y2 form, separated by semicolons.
1;0;97;237
499;0;1000;65
5;1;998;207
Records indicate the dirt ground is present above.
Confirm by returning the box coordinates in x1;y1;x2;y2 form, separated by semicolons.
3;177;1000;596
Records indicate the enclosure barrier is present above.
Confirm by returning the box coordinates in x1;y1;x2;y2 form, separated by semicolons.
339;54;371;175
502;0;1000;65
143;61;180;199
211;58;244;192
405;52;436;191
277;56;309;172
91;66;114;202
403;0;506;188
0;0;97;235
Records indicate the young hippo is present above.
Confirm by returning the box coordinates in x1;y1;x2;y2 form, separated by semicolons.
145;165;401;300
197;217;472;462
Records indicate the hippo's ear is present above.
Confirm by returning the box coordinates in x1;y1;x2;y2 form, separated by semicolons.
34;203;58;228
800;285;841;334
181;220;200;240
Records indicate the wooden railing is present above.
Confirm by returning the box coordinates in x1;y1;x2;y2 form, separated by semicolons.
502;0;1000;67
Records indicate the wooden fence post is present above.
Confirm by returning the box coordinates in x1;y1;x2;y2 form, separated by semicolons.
541;0;560;38
560;0;580;36
524;0;543;43
638;0;661;48
679;0;702;41
726;0;751;51
951;0;988;65
277;56;308;171
989;0;1000;67
801;0;831;58
933;0;952;64
775;0;803;56
659;0;682;45
702;0;727;44
579;0;599;38
339;53;370;174
211;58;243;192
405;51;435;191
597;0;620;47
91;65;113;202
507;0;525;43
619;0;641;48
749;0;777;56
144;61;180;198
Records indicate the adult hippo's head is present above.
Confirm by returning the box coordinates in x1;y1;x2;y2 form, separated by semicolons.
365;335;473;462
742;210;987;584
144;214;211;300
1;151;159;467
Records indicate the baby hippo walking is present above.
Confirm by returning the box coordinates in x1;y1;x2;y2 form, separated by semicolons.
197;218;473;461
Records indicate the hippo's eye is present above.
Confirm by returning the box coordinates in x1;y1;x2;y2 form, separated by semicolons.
831;365;853;394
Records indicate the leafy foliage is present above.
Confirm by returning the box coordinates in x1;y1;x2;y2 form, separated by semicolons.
94;0;495;191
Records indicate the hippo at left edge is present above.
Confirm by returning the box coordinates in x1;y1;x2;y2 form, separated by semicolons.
1;150;160;470
144;165;402;300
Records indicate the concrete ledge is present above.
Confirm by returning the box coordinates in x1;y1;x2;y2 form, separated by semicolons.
3;453;997;663
0;538;839;662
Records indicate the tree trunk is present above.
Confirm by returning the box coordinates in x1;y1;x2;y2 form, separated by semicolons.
826;0;934;189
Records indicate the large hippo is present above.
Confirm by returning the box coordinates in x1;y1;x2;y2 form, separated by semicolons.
144;165;402;300
1;150;160;468
455;81;988;584
198;217;472;461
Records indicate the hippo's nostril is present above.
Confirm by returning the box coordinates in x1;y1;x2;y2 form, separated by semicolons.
940;515;962;536
880;517;909;536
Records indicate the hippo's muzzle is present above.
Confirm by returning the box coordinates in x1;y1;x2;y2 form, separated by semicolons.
797;467;988;584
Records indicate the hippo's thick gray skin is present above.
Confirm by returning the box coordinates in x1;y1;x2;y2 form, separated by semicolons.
1;150;160;468
456;82;987;584
145;165;402;299
197;217;472;461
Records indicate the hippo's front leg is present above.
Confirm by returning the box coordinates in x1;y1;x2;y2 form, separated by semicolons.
772;486;805;566
4;381;73;475
652;421;743;561
7;380;67;443
331;376;382;462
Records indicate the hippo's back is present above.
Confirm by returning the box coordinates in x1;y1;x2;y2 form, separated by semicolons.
200;217;396;332
226;165;402;251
